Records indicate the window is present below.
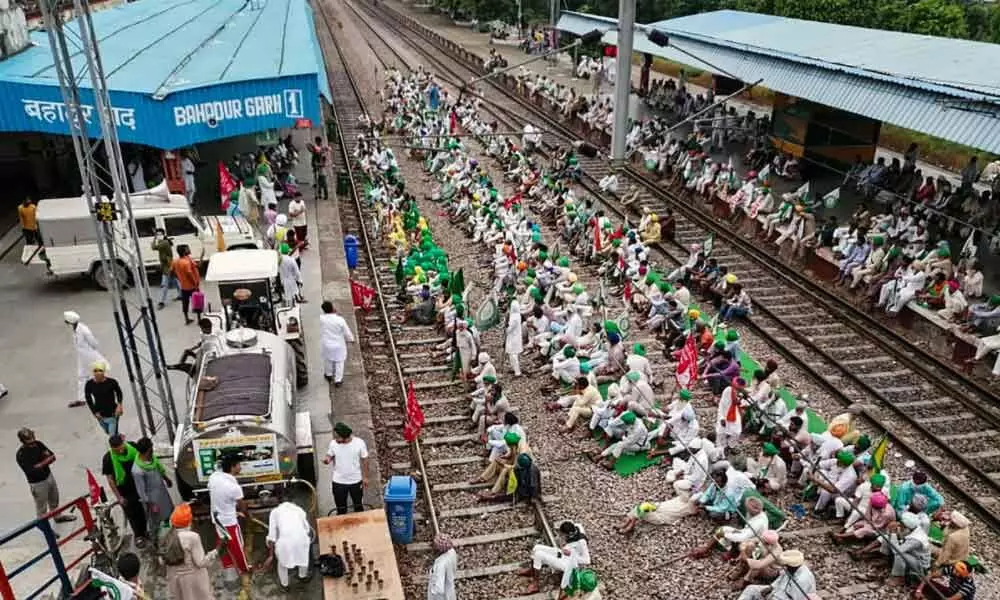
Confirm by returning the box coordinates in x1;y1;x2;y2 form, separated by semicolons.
164;216;199;237
134;218;157;238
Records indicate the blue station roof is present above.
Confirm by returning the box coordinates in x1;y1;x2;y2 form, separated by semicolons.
0;0;332;149
650;10;1000;102
557;10;1000;153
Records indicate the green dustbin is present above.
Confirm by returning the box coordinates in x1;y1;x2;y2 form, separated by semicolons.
336;172;350;195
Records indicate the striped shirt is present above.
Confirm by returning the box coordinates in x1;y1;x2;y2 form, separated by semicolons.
943;566;976;600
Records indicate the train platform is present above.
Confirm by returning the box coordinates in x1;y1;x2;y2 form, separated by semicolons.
391;2;1000;301
393;2;988;193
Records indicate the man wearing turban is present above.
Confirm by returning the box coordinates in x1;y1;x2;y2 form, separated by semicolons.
590;411;649;470
811;449;859;516
65;310;108;408
737;550;816;599
750;442;787;493
165;503;219;599
835;471;888;531
427;534;457;600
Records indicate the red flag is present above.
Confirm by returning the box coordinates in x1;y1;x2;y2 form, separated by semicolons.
350;280;376;311
219;162;238;210
86;468;101;506
675;334;698;389
403;381;425;442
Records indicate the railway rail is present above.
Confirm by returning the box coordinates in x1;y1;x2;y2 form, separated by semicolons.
346;0;1000;538
314;2;562;597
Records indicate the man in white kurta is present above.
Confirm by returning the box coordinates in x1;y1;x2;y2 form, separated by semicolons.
427;535;457;600
716;380;744;451
505;300;523;376
319;302;355;385
181;155;197;205
264;501;311;588
279;252;302;306
66;311;107;407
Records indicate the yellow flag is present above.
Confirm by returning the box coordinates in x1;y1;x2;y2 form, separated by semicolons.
215;220;226;253
506;470;518;496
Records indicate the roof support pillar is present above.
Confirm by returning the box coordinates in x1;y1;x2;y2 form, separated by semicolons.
611;0;635;164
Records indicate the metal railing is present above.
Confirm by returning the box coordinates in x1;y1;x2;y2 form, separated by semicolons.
0;495;95;600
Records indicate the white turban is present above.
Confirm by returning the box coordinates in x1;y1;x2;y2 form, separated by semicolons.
63;311;80;324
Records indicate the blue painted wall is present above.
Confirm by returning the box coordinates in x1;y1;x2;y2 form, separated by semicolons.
0;74;322;149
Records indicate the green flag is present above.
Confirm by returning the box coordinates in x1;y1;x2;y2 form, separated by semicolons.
475;296;501;331
703;233;714;257
394;260;404;288
450;269;465;296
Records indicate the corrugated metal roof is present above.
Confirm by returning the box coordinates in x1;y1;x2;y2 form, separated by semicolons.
655;35;1000;153
650;10;1000;102
557;10;1000;152
0;0;330;100
601;29;717;74
555;11;619;36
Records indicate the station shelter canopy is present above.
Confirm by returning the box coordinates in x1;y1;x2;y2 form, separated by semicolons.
557;10;1000;154
0;0;333;149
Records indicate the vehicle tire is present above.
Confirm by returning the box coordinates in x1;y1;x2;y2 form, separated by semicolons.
91;261;131;291
176;471;195;501
296;452;317;485
290;338;308;388
101;502;129;558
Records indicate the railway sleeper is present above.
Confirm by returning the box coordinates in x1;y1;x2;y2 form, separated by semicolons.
406;527;539;552
391;455;483;471
437;495;558;520
388;433;478;448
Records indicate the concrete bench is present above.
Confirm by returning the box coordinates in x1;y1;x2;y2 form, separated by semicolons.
900;301;979;365
807;246;840;281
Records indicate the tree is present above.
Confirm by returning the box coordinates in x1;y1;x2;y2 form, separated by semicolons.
903;0;968;39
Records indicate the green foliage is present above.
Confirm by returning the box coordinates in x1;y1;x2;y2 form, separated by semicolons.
566;0;1000;43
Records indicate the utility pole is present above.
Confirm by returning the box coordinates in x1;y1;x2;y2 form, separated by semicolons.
611;0;635;163
550;0;560;46
40;0;178;443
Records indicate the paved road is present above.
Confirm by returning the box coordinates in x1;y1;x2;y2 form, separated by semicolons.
0;130;334;597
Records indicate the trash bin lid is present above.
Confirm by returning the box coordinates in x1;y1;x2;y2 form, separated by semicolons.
384;475;416;500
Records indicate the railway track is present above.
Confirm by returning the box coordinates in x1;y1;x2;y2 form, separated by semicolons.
346;0;1000;537
314;2;563;598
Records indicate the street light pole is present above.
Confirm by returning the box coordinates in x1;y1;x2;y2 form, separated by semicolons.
610;0;636;164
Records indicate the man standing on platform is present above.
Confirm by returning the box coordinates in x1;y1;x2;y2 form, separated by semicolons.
262;501;312;590
320;301;355;386
208;453;252;581
16;428;77;525
323;422;369;515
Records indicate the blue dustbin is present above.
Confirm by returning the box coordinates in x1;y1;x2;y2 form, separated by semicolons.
344;234;359;270
384;475;417;544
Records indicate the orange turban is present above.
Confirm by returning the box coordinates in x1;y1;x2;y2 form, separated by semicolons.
171;503;193;528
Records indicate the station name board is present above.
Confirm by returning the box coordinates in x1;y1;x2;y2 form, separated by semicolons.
173;89;305;128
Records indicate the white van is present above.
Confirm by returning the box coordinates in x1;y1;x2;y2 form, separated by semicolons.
23;183;261;289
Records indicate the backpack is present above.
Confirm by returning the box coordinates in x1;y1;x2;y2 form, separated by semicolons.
317;553;345;578
161;528;186;566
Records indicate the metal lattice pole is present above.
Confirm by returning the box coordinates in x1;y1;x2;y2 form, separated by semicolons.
40;0;178;442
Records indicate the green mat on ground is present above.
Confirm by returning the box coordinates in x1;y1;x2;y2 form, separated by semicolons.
614;451;663;477
736;351;827;433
